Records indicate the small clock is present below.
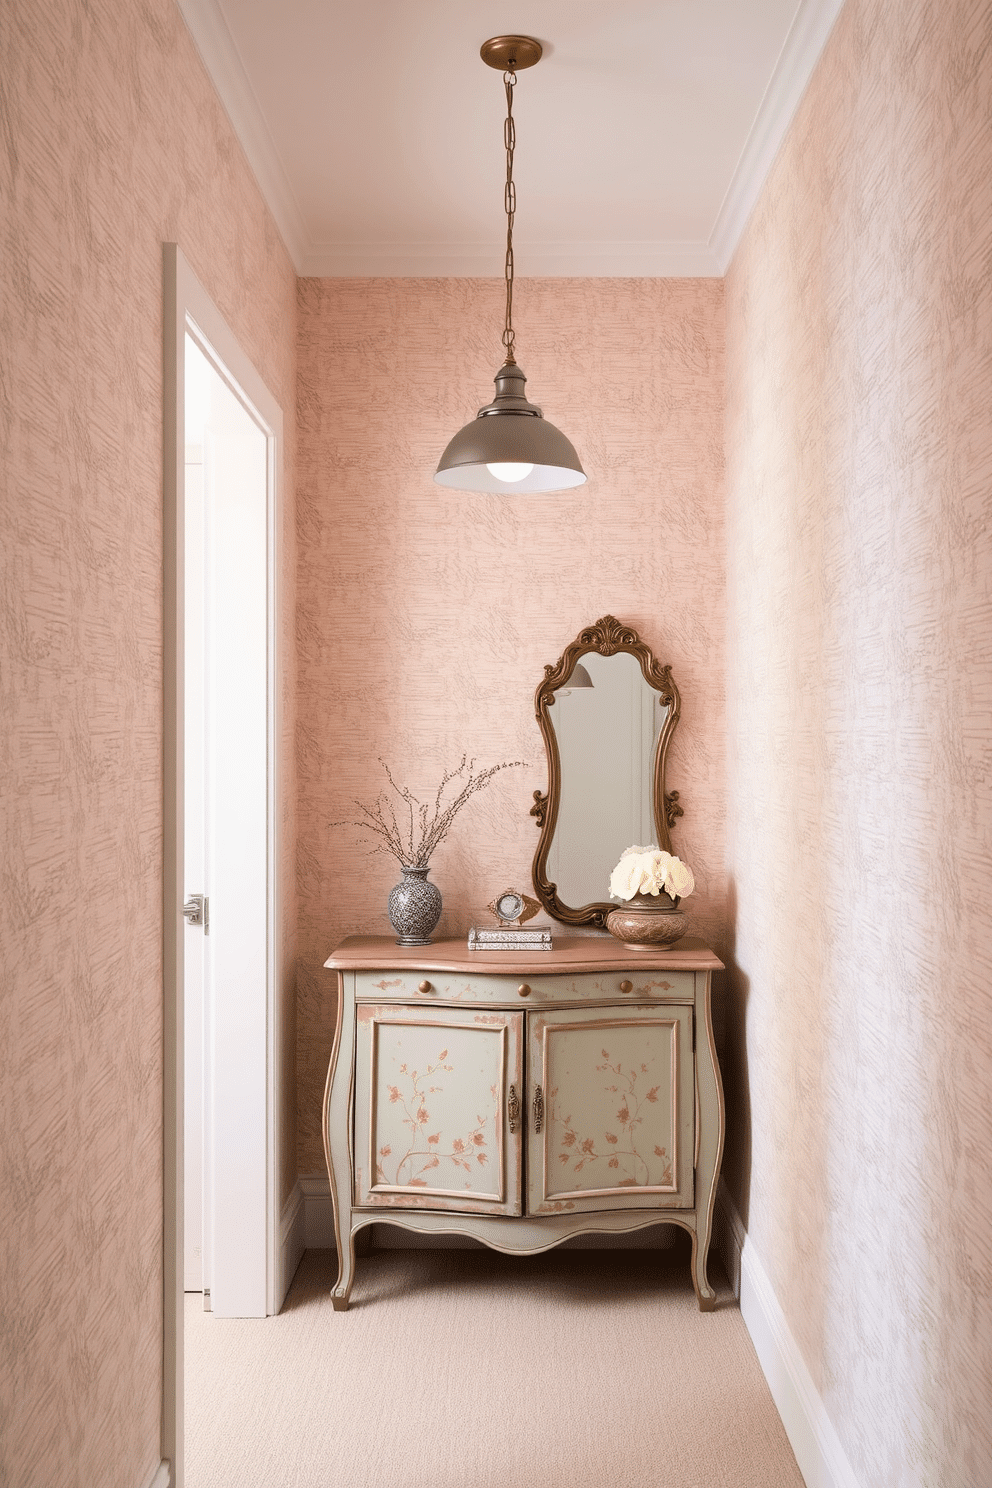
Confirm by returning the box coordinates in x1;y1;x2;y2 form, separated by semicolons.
487;889;541;927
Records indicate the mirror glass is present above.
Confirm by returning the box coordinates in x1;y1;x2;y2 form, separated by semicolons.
531;617;681;928
546;651;668;907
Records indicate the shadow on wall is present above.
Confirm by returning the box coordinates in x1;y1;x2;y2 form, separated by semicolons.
720;877;752;1234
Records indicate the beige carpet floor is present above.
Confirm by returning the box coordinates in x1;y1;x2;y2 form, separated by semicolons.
185;1241;805;1488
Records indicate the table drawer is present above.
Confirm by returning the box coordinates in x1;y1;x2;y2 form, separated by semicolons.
353;968;694;1006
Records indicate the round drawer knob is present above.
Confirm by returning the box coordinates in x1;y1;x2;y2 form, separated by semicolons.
619;980;633;994
418;980;432;994
517;983;532;998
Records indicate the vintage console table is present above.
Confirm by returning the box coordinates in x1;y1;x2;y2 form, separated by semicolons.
322;934;724;1310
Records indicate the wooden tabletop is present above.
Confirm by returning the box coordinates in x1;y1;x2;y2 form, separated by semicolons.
324;934;723;976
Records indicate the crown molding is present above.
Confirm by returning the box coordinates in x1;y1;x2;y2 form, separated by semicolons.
301;241;723;278
179;0;844;281
177;0;308;272
709;0;847;272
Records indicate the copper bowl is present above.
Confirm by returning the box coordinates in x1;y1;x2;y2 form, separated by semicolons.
605;891;687;949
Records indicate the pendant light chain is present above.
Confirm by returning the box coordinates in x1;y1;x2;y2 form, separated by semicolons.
433;37;586;492
502;66;517;365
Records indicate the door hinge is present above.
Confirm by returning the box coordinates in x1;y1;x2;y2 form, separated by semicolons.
182;893;208;930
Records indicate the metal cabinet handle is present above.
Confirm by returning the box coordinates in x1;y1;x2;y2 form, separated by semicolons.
517;983;532;998
417;980;432;994
508;1085;520;1133
619;979;633;994
532;1084;544;1133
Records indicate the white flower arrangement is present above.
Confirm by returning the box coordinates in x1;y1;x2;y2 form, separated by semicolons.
608;845;695;903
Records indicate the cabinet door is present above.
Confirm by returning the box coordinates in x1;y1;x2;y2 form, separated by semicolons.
527;1006;694;1214
354;1004;524;1215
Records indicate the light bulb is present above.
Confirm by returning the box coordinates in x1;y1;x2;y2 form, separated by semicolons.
485;461;534;483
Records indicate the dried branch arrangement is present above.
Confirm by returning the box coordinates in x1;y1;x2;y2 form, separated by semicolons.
332;755;525;868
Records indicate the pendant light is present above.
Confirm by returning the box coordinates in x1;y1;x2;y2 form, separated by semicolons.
434;36;586;495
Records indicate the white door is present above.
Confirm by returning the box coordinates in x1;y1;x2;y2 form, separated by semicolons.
183;357;207;1293
182;327;272;1318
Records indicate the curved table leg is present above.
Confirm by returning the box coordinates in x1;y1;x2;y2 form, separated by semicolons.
324;970;359;1311
690;1229;717;1312
691;969;724;1313
332;1229;356;1312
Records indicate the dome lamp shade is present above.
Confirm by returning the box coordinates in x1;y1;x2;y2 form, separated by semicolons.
434;361;585;494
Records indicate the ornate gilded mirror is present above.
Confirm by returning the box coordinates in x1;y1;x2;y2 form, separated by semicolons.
531;616;682;927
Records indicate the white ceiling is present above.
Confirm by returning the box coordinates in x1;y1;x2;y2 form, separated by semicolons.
179;0;845;276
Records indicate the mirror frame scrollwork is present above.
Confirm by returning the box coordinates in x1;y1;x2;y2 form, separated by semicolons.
530;615;683;928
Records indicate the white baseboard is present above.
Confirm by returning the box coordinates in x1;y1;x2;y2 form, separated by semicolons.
297;1174;680;1251
300;1174;336;1247
139;1461;172;1488
715;1182;862;1488
278;1181;306;1307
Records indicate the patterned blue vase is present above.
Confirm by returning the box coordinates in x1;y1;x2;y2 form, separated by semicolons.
387;865;442;946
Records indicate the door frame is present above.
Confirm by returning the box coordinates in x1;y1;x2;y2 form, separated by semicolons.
162;243;284;1483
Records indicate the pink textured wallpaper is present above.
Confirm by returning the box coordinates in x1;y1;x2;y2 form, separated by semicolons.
14;0;991;1481
296;277;726;1173
724;0;992;1481
0;1;297;1485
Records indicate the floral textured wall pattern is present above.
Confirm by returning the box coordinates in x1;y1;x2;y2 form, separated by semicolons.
724;0;992;1481
1;0;297;1483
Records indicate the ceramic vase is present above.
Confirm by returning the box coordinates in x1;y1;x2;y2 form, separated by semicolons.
605;890;688;950
387;865;443;946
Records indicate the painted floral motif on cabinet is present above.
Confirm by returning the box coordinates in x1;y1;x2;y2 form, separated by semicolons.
551;1047;674;1189
532;1014;689;1210
374;1046;493;1189
355;1006;520;1212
